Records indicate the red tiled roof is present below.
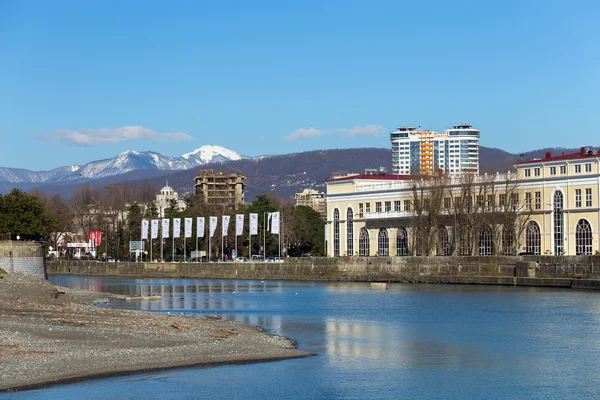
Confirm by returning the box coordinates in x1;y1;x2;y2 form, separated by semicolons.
515;147;600;165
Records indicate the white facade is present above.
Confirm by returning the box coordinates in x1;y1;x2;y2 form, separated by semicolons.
390;124;480;176
155;181;186;217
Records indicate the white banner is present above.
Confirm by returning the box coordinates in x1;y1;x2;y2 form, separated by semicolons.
151;219;159;239
250;213;258;235
271;211;280;235
173;218;181;238
209;216;218;238
222;215;230;237
267;212;272;232
184;218;193;238
197;217;205;238
236;214;244;236
141;219;149;240
162;218;170;238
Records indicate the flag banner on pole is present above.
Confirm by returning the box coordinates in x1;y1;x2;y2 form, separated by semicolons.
236;214;244;236
173;218;181;238
209;216;218;238
151;220;159;239
141;220;149;240
249;213;258;235
271;211;280;235
267;213;272;231
162;218;170;238
88;231;103;247
197;217;205;238
222;215;231;237
184;218;193;238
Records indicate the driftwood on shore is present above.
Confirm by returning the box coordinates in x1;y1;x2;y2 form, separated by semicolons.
0;273;311;392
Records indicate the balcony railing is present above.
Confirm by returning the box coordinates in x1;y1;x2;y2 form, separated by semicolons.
353;172;517;193
365;211;418;219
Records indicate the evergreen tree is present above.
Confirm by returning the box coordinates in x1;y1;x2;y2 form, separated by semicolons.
0;189;58;241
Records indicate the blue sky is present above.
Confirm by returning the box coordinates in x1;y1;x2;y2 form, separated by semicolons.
1;0;598;170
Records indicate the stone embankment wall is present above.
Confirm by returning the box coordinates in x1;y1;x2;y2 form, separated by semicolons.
0;241;46;279
46;255;600;290
48;256;517;281
522;255;600;278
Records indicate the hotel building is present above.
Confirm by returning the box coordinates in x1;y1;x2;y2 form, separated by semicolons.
325;147;600;257
390;124;480;176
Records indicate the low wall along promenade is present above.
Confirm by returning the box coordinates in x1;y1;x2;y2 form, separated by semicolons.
47;255;600;290
0;241;46;279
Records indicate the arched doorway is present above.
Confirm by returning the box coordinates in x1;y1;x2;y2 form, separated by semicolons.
333;209;340;257
437;226;450;256
396;226;409;256
359;227;370;257
378;227;389;256
479;227;493;256
346;208;354;256
525;221;541;255
575;219;592;255
553;191;564;255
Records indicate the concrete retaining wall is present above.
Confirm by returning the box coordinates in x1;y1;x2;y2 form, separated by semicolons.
0;241;46;279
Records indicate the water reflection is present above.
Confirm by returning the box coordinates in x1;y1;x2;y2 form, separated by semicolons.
40;275;600;400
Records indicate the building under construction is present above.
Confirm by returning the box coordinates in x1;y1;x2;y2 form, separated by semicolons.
193;169;246;210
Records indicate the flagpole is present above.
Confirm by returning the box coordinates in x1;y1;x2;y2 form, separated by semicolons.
263;212;266;259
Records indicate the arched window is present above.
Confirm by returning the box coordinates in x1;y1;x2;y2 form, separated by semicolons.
479;227;493;256
333;209;340;257
458;226;471;256
437;226;450;256
525;221;541;255
576;219;593;255
554;191;564;255
502;227;515;255
396;226;409;256
378;227;389;256
359;227;370;257
346;208;354;256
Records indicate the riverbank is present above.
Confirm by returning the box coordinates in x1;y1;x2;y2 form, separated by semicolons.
46;257;600;290
0;273;312;392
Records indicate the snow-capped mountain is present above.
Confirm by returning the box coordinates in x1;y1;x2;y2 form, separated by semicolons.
0;145;246;184
182;145;244;165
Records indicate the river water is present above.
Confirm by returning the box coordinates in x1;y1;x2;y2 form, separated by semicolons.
8;276;600;399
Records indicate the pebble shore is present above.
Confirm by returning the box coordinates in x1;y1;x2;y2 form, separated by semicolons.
0;273;311;392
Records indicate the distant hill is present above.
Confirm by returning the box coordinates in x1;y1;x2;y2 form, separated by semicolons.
1;145;596;201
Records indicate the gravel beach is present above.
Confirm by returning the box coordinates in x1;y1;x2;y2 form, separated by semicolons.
0;273;312;392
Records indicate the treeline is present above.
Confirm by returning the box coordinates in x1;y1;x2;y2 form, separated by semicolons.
0;182;324;259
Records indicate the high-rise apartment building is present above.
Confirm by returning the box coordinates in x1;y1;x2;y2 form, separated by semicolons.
390;124;480;176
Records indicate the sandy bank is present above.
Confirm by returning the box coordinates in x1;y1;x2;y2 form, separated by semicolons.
0;273;312;392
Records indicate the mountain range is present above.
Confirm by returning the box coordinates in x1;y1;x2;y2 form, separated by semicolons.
0;144;594;200
0;145;244;183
